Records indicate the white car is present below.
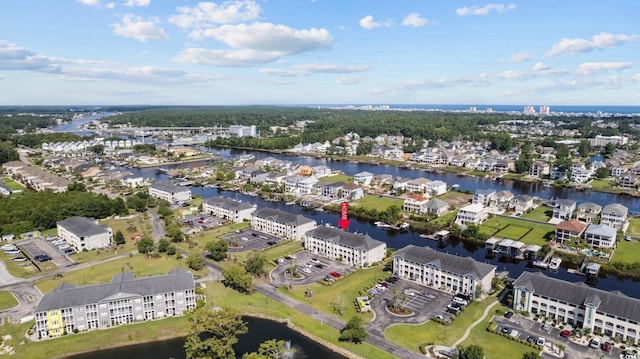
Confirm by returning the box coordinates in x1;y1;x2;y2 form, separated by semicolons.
240;237;248;241
403;289;415;296
589;338;601;349
536;337;546;346
301;268;311;274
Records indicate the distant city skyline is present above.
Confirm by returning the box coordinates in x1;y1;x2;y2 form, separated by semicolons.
0;1;639;105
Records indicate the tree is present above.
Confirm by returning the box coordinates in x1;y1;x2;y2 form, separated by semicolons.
244;252;268;277
578;140;590;157
184;307;248;359
136;236;154;254
458;344;484;359
157;238;170;252
604;142;616;157
242;339;295;359
595;167;611;179
522;351;540;359
222;266;253;293
166;225;185;243
329;294;347;316
114;230;126;245
67;182;87;192
391;287;407;312
339;315;367;343
186;253;205;271
206;239;228;261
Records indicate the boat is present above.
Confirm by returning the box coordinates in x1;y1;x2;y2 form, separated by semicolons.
374;221;392;229
399;222;410;230
532;261;549;269
549;257;562;270
285;201;296;206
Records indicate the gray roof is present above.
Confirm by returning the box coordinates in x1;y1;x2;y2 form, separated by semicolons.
577;202;602;211
426;198;449;210
394;245;496;280
513;271;640;323
513;194;533;203
252;208;315;226
150;181;190;193
602;203;628;216
204;196;255;211
57;217;110;237
35;268;195;312
305;226;385;250
555;199;577;207
585;223;617;237
475;189;496;196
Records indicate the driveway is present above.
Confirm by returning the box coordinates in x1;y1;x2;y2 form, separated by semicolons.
148;209;166;243
270;250;354;286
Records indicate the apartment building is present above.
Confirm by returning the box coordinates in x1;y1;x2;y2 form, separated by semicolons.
202;197;257;223
57;216;112;250
304;226;386;267
251;208;316;240
148;182;191;204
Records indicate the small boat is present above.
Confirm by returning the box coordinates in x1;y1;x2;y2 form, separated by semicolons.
374;221;392;229
285;201;296;206
549;257;562;270
399;222;410;230
532;261;549;269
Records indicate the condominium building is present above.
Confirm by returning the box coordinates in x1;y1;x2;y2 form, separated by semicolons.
202;196;257;223
304;226;386;267
34;269;196;338
393;245;496;297
589;135;628;147
513;271;640;344
148;182;191;204
57;216;112;250
251;208;316;240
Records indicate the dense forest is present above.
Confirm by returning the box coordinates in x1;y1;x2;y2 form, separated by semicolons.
0;190;127;235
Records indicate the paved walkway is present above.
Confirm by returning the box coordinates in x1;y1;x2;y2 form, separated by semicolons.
452;299;499;347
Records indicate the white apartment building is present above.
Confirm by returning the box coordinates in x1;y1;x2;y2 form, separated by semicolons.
35;269;196;338
304;226;386;267
148;182;191;204
57;216;112;250
455;203;488;226
251;208;316;240
600;203;628;230
393;245;496;297
202;197;256;223
589;135;628;147
513;271;640;344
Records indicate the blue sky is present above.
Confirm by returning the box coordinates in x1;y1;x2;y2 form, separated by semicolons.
0;0;638;106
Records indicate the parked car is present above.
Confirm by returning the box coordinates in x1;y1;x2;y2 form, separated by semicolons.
526;336;536;344
452;297;468;306
560;330;571;338
542;323;551;331
315;264;324;269
310;258;320;264
501;327;511;334
34;254;50;262
504;311;514;319
304;263;313;268
240;236;248;241
537;337;546;346
266;241;276;246
329;271;341;278
601;341;612;352
403;289;415;297
301;267;311;274
589;338;601;349
324;275;334;282
434;315;445;320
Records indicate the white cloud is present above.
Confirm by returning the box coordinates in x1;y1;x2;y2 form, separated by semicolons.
112;14;169;42
260;63;369;77
547;32;639;57
106;2;115;9
507;52;530;63
169;0;262;28
402;13;428;28
174;48;281;67
532;62;550;72
0;40;61;72
359;15;381;30
337;76;364;85
575;62;633;76
77;0;100;6
456;3;516;16
192;22;332;55
124;0;150;7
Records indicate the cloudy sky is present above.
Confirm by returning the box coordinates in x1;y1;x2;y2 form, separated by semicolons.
1;0;638;105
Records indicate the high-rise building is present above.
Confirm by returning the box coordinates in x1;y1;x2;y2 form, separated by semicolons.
523;105;535;115
539;105;550;115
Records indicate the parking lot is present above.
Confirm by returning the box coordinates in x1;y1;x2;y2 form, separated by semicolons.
223;228;284;252
270;250;354;286
18;237;75;268
182;213;225;231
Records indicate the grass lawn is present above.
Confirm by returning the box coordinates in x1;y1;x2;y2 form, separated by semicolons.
1;250;47;278
611;238;640;264
430;210;458;227
384;297;496;351
626;218;640;237
520;206;553;222
350;194;404;212
479;217;554;246
319;174;353;184
589;179;620;194
494;224;531;240
2;177;26;190
221;240;305;270
461;312;533;359
279;266;388;322
0;290;18;310
36;253;207;294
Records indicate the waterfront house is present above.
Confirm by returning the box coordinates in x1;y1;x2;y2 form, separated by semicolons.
584;223;618;248
529;161;550;178
512;271;640;344
353;171;374;186
57;216;112;250
405;177;431;193
510;194;534;214
149;182;191;204
393;245;496;297
618;174;638;189
341;183;364;200
34;269;196;338
552;199;576;221
322;182;345;199
425;180;447;196
251;208;317;240
575;202;603;223
403;194;430;214
425;198;450;217
304;226;386;267
455;203;488;226
202;197;256;223
600;203;628;230
555;220;587;245
473;189;496;206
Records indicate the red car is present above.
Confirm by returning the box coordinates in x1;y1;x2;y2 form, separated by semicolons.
601;341;612;352
329;271;342;278
560;330;570;338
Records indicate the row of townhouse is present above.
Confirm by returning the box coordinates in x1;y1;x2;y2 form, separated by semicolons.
291;142;332;154
393;245;496;298
553;200;628;230
42;139;139;154
513;271;640;344
35;269;196;338
2;161;70;192
555;220;619;248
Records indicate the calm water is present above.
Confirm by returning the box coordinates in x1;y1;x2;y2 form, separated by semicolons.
65;317;346;359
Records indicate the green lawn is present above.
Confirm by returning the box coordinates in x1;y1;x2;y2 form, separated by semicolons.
611;238;640;264
430;210;458;227
0;290;18;310
319;174;353;184
36;253;207;294
220;240;305;270
350;194;404;211
385;297;496;351
520;206;553;222
461;311;534;359
280;266;388;322
2;177;26;190
626;218;640;237
479;216;554;246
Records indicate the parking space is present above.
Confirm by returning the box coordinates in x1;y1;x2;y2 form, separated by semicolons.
17;237;74;268
223;228;284;252
182;213;225;230
270;250;354;286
